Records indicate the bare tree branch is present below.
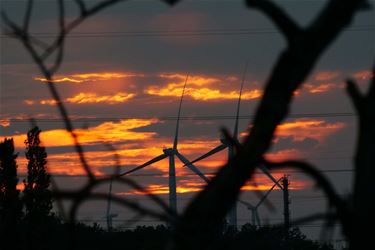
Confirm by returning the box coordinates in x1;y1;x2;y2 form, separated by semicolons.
23;0;34;32
346;79;363;112
162;0;181;6
367;64;375;98
170;1;365;249
103;143;121;176
246;0;301;43
347;64;375;249
40;0;127;61
49;0;66;75
74;0;87;16
53;175;172;223
2;6;96;180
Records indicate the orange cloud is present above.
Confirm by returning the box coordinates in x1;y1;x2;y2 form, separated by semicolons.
314;71;340;81
40;99;57;105
276;119;345;141
264;149;302;161
34;72;143;84
119;181;205;196
189;88;262;101
7;119;159;148
0;119;10;127
147;73;262;101
243;178;308;191
24;100;35;105
117;175;308;196
66;92;135;104
24;99;57;106
146;84;261;101
159;74;220;86
10;130;313;192
353;70;373;81
8;134;222;176
25;92;135;106
304;83;338;94
241;119;345;142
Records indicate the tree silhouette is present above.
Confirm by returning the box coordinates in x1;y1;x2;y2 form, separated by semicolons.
0;138;22;241
23;126;52;222
1;1;373;250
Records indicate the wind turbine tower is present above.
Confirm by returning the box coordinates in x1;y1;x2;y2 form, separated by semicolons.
106;177;118;231
187;63;282;228
120;74;209;214
239;177;283;226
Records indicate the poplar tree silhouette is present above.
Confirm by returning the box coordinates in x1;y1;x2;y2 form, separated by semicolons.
23;126;52;222
0;138;22;238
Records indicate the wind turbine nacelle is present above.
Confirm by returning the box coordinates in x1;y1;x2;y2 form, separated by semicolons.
163;148;174;154
220;138;227;144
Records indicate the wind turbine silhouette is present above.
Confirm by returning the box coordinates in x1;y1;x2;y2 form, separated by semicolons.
105;177;118;231
186;62;282;228
120;74;209;214
239;177;283;226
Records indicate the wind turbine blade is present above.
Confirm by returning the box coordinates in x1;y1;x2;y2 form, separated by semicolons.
258;165;283;190
233;61;248;139
238;199;255;209
119;153;168;176
255;178;283;208
173;74;189;150
186;143;227;166
175;151;210;183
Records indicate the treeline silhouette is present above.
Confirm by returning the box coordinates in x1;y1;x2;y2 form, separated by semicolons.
0;127;335;250
29;224;340;250
0;126;55;249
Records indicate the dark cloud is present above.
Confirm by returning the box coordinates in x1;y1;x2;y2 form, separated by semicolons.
271;136;319;152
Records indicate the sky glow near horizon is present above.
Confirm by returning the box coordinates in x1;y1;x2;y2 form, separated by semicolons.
0;0;374;239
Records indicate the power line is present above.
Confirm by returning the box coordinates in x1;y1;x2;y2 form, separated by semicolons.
2;112;356;123
1;26;373;39
16;168;353;178
0;0;264;1
70;195;346;202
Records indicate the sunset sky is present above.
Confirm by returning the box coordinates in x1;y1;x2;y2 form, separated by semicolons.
1;0;374;240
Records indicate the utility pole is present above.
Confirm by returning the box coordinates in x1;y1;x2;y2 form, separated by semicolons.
282;175;290;239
